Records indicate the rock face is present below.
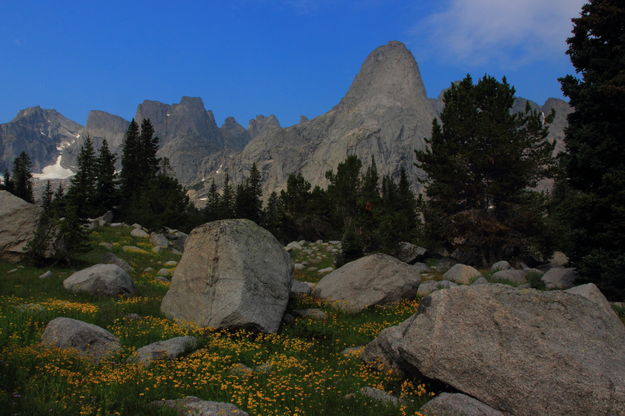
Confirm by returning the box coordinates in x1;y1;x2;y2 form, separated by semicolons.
0;191;41;261
129;336;197;365
41;317;121;362
0;106;81;174
313;254;421;312
63;264;137;296
151;396;249;416
201;41;438;197
565;283;618;319
420;393;505;416
379;284;625;416
161;219;293;333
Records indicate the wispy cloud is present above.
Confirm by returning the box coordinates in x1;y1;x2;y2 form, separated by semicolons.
412;0;586;68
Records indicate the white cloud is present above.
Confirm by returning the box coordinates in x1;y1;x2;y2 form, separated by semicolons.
413;0;586;67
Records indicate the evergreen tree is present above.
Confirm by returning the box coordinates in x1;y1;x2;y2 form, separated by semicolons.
415;75;556;265
41;181;53;212
120;119;141;203
51;183;65;219
325;155;362;230
218;174;235;219
94;139;118;213
12;152;34;202
203;180;221;222
558;0;625;299
396;167;419;242
1;169;12;192
234;163;263;223
139;118;160;179
67;136;98;218
263;191;287;241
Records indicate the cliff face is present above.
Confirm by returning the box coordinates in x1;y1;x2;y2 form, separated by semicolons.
199;41;438;196
0;106;81;173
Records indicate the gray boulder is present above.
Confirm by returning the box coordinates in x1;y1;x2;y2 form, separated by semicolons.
313;254;421;312
443;264;481;284
541;267;577;289
150;396;249;416
565;283;619;320
150;232;169;248
413;262;430;274
292;308;327;320
102;252;134;274
361;319;415;377
290;280;313;296
391;284;625;416
421;393;505;416
0;190;56;261
359;387;401;406
129;336;197;365
396;242;426;264
41;317;121;362
491;269;527;285
161;219;293;333
549;251;569;267
490;260;511;272
63;264;137;296
417;280;457;297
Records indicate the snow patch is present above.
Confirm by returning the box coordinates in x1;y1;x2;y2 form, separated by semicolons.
33;156;75;180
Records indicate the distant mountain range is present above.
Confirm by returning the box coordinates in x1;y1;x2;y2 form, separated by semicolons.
0;41;571;200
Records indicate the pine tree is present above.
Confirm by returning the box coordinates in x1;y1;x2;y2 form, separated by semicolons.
120;119;141;202
1;169;12;192
415;75;555;265
234;163;263;223
12;152;34;202
263;191;287;241
325;155;362;230
219;174;235;219
94;139;118;214
67;136;98;218
203;180;221;222
558;0;625;299
41;181;53;212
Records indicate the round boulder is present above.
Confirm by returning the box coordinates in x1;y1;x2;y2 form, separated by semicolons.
312;254;421;312
160;219;293;333
443;264;482;284
63;264;137;296
41;317;121;362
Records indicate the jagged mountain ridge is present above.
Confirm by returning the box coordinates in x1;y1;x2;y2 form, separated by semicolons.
1;41;570;201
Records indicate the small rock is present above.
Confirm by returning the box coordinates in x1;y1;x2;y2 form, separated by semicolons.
17;303;46;312
131;229;149;239
491;269;527;285
285;241;303;252
129;336;197;365
541;267;577;290
417;280;457;297
150;396;249;416
102;252;134;274
341;346;364;358
255;362;274;374
164;260;178;267
359;387;401;406
8;269;17;274
421;393;505;416
294;263;305;271
396;242;427;264
39;270;53;279
292;308;327;320
549;251;569;267
443;264;481;285
307;266;318;271
318;267;334;274
171;249;182;255
99;242;113;250
125;313;142;320
155;276;170;283
229;363;254;376
413;262;431;274
150;233;169;248
157;268;172;277
282;312;296;325
490;260;511;272
144;267;155;272
109;222;123;227
290;280;313;296
471;277;489;286
152;246;161;254
122;245;150;255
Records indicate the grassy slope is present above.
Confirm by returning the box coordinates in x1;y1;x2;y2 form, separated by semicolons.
0;226;433;416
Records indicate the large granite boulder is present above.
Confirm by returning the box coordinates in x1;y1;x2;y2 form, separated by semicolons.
129;336;197;365
565;283;619;319
41;317;121;362
491;269;527;285
417;280;457;297
63;264;137;296
0;191;47;261
160;219;293;333
313;254;421;312
101;252;134;274
377;284;625;416
421;393;505;416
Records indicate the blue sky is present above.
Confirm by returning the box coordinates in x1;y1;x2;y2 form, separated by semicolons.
1;0;585;127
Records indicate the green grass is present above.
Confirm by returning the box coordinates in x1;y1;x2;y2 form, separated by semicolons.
0;226;434;416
